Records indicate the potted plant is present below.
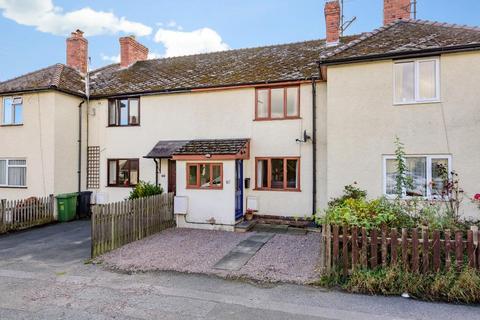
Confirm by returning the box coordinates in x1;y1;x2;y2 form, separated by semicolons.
245;209;254;221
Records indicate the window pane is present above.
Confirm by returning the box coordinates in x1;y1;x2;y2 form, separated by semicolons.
199;164;211;188
270;88;284;118
286;159;298;189
118;160;129;186
108;100;116;125
13;103;23;124
8;160;26;166
108;160;117;185
129;99;139;125
0;160;6;185
118;100;128;126
394;62;415;103
406;157;427;197
188;165;197;186
3;97;12;124
257;160;268;188
8;167;26;186
256;90;269;118
286;87;298;117
271;159;284;189
419;60;437;100
431;158;448;196
130;160;139;185
212;165;222;187
385;159;398;195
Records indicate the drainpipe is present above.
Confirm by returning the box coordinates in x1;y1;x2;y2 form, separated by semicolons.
311;78;317;217
78;100;85;193
153;159;159;186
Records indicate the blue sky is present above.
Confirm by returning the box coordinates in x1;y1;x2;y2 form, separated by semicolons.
1;0;480;81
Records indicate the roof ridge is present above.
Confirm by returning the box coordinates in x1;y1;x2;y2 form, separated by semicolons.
0;63;63;85
319;20;403;62
51;64;64;87
409;19;480;32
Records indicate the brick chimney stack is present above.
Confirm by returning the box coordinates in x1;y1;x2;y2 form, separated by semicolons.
384;0;412;25
119;36;149;68
66;30;88;74
325;0;341;47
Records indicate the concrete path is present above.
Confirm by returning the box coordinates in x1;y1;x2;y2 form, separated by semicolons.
213;232;273;270
0;221;478;320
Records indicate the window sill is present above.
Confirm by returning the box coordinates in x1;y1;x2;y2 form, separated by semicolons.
186;186;223;190
253;188;301;192
253;117;301;122
0;123;23;127
0;186;27;189
107;125;140;128
106;185;136;188
393;100;441;106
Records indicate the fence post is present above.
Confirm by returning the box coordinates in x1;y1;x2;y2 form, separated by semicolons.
0;199;5;234
49;194;55;222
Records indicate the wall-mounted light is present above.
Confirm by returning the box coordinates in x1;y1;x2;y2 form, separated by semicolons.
296;130;312;143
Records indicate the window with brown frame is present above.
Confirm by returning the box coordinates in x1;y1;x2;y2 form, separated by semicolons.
186;163;223;189
108;97;140;126
107;159;139;187
255;86;300;120
255;157;300;191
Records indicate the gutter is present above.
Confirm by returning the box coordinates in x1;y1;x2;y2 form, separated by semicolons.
319;43;480;66
0;86;85;98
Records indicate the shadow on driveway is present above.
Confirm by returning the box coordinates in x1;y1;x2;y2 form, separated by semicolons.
0;220;91;272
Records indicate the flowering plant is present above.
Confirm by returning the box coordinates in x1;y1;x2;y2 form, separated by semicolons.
473;194;480;209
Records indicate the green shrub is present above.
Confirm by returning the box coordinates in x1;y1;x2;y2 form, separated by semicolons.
128;181;163;200
338;266;480;304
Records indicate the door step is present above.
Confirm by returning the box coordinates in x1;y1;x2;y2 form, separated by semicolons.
234;220;257;233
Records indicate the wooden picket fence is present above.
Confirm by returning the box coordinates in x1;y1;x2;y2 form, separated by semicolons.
0;195;55;234
91;193;175;258
320;224;480;275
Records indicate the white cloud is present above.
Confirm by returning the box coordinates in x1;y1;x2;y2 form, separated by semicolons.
0;0;152;36
148;52;163;60
154;27;229;57
101;53;120;63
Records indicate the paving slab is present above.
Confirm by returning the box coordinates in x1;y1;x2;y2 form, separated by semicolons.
214;233;274;271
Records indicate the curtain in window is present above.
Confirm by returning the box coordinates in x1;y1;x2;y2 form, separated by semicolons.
8;166;26;186
418;60;437;100
257;160;268;188
3;97;13;125
394;62;415;103
0;160;6;185
406;157;427;197
385;159;398;195
270;89;284;118
431;158;448;196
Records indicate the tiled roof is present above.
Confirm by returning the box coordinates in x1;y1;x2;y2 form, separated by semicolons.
88;36;359;97
0;64;85;96
320;20;480;64
173;139;249;155
145;140;189;158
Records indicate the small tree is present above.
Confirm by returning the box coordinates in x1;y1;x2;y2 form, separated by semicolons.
393;136;413;199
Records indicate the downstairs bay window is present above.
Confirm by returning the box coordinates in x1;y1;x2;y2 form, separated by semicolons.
383;155;451;199
255;157;300;191
0;159;27;187
107;159;139;187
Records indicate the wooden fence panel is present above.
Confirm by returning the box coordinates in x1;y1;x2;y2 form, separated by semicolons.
370;228;378;269
91;193;175;258
0;195;55;234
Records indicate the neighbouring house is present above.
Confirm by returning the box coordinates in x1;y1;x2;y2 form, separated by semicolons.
1;0;479;230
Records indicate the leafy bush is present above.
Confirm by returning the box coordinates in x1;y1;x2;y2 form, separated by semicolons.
341;266;480;304
128;181;163;200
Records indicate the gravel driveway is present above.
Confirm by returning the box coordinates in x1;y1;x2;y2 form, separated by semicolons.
99;228;321;284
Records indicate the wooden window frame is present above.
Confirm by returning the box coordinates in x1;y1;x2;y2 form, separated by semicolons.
107;158;139;187
186;163;223;190
254;157;300;191
255;86;300;120
0;158;27;188
108;97;141;127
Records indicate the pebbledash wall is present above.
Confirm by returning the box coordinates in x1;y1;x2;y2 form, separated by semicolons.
87;83;325;227
0;91;86;201
326;51;480;218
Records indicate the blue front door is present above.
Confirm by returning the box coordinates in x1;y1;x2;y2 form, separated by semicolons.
235;160;244;220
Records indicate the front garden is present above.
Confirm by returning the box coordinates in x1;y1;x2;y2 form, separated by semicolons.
316;138;480;304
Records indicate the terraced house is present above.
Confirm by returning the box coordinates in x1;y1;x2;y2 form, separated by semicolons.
1;0;479;230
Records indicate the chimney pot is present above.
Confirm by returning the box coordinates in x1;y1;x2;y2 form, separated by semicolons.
119;36;149;68
325;0;341;46
384;0;412;25
66;29;88;74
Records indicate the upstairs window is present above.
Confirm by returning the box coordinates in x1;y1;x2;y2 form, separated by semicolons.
108;159;139;187
108;98;140;126
255;86;300;120
2;97;23;125
256;157;300;191
384;155;451;199
0;159;27;187
394;58;440;104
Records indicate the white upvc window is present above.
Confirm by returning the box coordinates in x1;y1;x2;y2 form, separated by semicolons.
383;155;451;199
0;159;27;187
2;96;23;125
394;58;440;104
